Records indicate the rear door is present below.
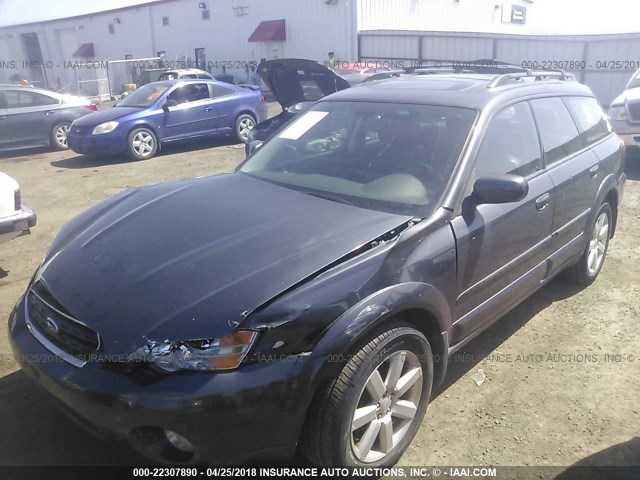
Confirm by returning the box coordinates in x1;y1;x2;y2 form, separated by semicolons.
4;89;61;146
451;101;554;345
529;97;604;273
162;83;217;140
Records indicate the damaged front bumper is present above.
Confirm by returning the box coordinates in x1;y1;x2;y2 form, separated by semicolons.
7;298;314;465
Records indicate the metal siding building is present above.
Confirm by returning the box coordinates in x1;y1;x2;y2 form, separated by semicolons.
0;0;638;105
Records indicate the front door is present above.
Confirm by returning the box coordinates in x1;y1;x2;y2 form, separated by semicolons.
450;101;555;345
162;83;218;140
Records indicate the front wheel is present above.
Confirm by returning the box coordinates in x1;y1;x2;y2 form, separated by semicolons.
127;127;158;160
301;324;433;467
234;114;256;143
565;202;612;286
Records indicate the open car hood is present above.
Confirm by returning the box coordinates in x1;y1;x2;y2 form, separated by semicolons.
258;58;350;109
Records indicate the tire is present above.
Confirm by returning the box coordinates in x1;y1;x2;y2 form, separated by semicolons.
126;127;158;160
234;114;256;143
565;202;612;286
301;324;433;467
50;122;71;150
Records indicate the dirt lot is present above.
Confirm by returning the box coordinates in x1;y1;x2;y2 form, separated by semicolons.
0;110;639;469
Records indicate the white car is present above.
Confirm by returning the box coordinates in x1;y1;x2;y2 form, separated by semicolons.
608;68;640;151
0;172;36;244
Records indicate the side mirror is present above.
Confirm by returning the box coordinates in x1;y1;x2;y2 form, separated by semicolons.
162;99;178;112
473;174;529;204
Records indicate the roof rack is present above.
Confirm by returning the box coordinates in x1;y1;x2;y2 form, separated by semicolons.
402;62;530;75
487;69;576;88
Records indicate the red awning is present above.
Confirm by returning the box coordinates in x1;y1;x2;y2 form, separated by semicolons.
248;19;286;42
72;43;95;58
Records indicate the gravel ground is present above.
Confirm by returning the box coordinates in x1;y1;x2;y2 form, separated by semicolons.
0;111;638;469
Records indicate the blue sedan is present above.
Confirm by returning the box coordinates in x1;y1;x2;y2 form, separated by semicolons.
67;79;267;160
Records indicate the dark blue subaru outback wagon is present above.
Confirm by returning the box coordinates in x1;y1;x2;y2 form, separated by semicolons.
9;66;625;466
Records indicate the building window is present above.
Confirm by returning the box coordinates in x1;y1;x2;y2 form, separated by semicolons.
201;10;211;20
162;16;169;26
108;24;115;34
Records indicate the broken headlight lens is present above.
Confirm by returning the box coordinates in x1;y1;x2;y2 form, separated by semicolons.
127;331;258;372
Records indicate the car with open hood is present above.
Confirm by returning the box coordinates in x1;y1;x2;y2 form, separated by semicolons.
9;67;625;466
245;58;350;155
67;78;266;160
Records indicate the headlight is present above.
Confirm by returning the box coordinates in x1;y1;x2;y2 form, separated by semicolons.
608;105;627;121
92;121;119;135
128;331;258;372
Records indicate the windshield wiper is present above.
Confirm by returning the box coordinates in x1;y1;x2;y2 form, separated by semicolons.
303;191;355;206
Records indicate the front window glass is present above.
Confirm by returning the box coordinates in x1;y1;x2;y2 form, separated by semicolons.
117;84;168;107
168;83;210;104
240;101;476;216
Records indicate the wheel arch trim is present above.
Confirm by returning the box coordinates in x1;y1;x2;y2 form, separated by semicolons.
309;282;451;388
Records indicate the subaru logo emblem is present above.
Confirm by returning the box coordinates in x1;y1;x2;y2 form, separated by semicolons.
43;317;59;335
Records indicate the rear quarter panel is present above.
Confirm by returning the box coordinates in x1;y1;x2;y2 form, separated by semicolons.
220;90;265;129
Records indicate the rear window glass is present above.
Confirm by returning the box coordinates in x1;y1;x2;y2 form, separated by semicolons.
474;102;543;178
563;97;611;146
4;90;59;108
530;97;583;165
212;84;235;97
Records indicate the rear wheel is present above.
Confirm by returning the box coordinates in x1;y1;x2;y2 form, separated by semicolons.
234;114;256;143
127;127;158;160
301;324;433;467
565;202;612;286
50;122;71;150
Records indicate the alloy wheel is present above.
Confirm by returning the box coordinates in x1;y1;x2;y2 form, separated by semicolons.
55;124;70;148
350;350;423;463
587;211;609;276
238;117;255;142
132;131;155;157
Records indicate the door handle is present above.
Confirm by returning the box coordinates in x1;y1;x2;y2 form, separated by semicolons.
0;116;6;120
44;111;56;115
589;164;599;178
535;193;550;211
203;106;213;112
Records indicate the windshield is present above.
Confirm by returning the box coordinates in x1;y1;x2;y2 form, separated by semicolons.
240;101;477;216
117;84;168;108
628;72;640;90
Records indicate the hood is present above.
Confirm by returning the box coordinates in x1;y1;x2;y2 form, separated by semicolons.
611;86;640;106
258;58;350;109
72;107;144;127
38;173;410;354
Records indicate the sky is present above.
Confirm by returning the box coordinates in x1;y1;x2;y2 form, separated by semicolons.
530;0;640;35
1;0;640;34
0;0;163;28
